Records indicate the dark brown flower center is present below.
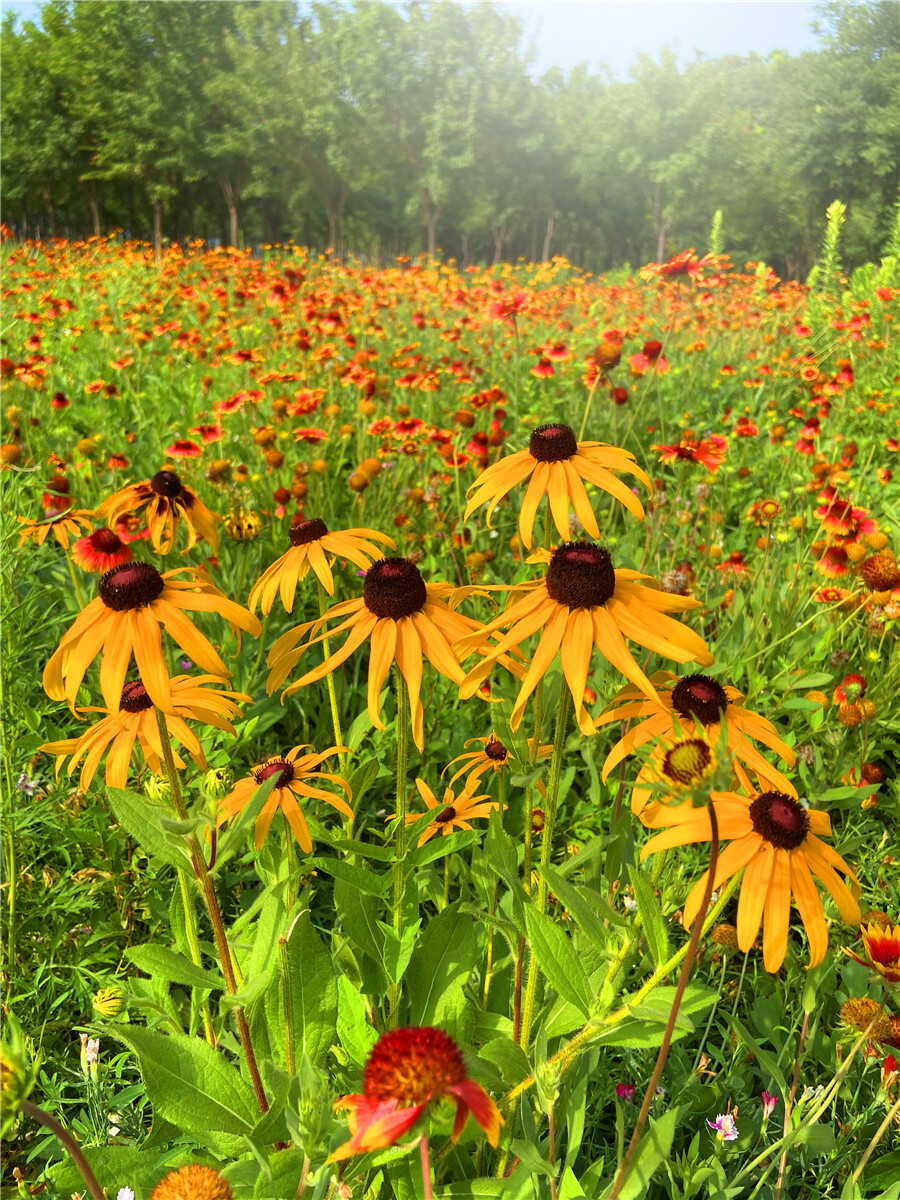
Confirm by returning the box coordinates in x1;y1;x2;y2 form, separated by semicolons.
435;805;456;824
750;791;810;850
363;557;427;619
254;758;295;789
119;680;152;713
860;554;900;591
546;541;615;609
529;422;578;462
289;516;328;547
89;528;127;553
661;739;712;786
484;736;508;763
150;469;184;499
99;562;165;611
671;674;729;726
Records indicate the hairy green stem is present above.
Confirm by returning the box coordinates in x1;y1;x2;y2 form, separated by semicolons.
21;1099;104;1200
317;581;347;777
177;867;217;1046
278;935;296;1075
389;670;410;1027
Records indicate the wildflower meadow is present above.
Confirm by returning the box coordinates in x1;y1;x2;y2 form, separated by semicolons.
2;204;899;1200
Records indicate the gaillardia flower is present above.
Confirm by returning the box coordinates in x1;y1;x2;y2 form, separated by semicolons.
42;563;261;715
39;676;248;792
17;508;94;549
330;1026;502;1161
458;543;712;736
248;517;395;613
266;558;502;751
464;423;651;549
597;671;796;814
71;527;133;573
403;778;500;848
96;469;219;554
217;744;351;851
843;920;900;983
639;784;861;971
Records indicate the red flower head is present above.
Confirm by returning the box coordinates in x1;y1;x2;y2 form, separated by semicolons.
843;921;900;984
652;435;727;474
833;673;866;704
330;1026;502;1161
72;527;133;573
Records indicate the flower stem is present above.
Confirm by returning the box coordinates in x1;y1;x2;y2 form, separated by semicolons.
852;1093;900;1183
64;552;85;609
607;802;720;1200
519;683;570;1050
177;867;217;1047
278;935;296;1075
419;1133;435;1200
389;669;410;1028
153;706;268;1114
317;580;347;778
482;770;506;1009
21;1099;104;1200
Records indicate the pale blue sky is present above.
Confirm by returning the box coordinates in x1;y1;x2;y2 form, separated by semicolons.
2;0;823;78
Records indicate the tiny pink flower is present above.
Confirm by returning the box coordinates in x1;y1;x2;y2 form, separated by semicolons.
708;1113;738;1141
761;1090;778;1117
615;1084;636;1102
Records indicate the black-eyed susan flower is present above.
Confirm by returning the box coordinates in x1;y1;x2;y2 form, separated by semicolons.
150;1164;233;1200
401;778;501;848
458;543;712;736
71;527;133;573
248;517;395;613
216;744;351;851
42;563;260;715
597;671;796;815
96;469;219;554
639;783;861;971
266;558;500;751
464;423;651;549
39;675;248;792
330;1026;502;1162
17;508;94;549
442;733;551;791
843;920;900;983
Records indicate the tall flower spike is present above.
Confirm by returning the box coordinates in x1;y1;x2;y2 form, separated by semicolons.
42;563;260;715
248;517;395;613
97;469;219;554
458;543;712;736
464;423;652;549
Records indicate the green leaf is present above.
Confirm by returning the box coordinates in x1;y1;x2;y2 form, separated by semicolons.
376;918;421;985
266;912;338;1069
407;902;478;1027
125;943;223;991
48;1147;164;1193
524;905;592;1017
110;1024;257;1156
334;876;388;986
308;856;389;895
336;974;379;1066
540;867;611;952
628;865;669;968
106;786;192;868
410;829;479;867
478;1037;531;1086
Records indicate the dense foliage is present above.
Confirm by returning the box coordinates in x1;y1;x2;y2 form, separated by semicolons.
1;0;898;273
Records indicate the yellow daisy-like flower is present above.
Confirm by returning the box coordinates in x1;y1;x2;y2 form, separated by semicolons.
442;733;552;791
39;675;249;792
17;508;94;549
217;744;352;851
42;562;261;715
458;542;712;736
96;468;219;554
464;423;652;549
249;516;395;613
400;778;502;847
266;558;500;751
597;671;796;817
640;784;862;971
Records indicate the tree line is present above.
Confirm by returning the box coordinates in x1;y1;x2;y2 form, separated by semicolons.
2;0;898;274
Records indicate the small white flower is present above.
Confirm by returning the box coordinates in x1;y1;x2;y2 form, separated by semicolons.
623;896;638;915
116;1188;135;1200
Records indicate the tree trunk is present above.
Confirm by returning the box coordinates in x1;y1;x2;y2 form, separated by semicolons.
421;188;441;258
542;215;555;262
153;199;162;262
218;176;241;249
42;187;56;239
651;183;673;262
89;184;101;238
491;224;511;267
461;233;470;269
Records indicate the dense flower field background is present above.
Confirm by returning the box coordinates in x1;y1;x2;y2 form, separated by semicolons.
2;214;899;1199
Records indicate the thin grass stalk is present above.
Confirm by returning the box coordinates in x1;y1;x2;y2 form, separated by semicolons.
153;706;268;1114
388;669;410;1027
852;1093;900;1183
607;803;720;1200
176;866;217;1046
482;770;507;1009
